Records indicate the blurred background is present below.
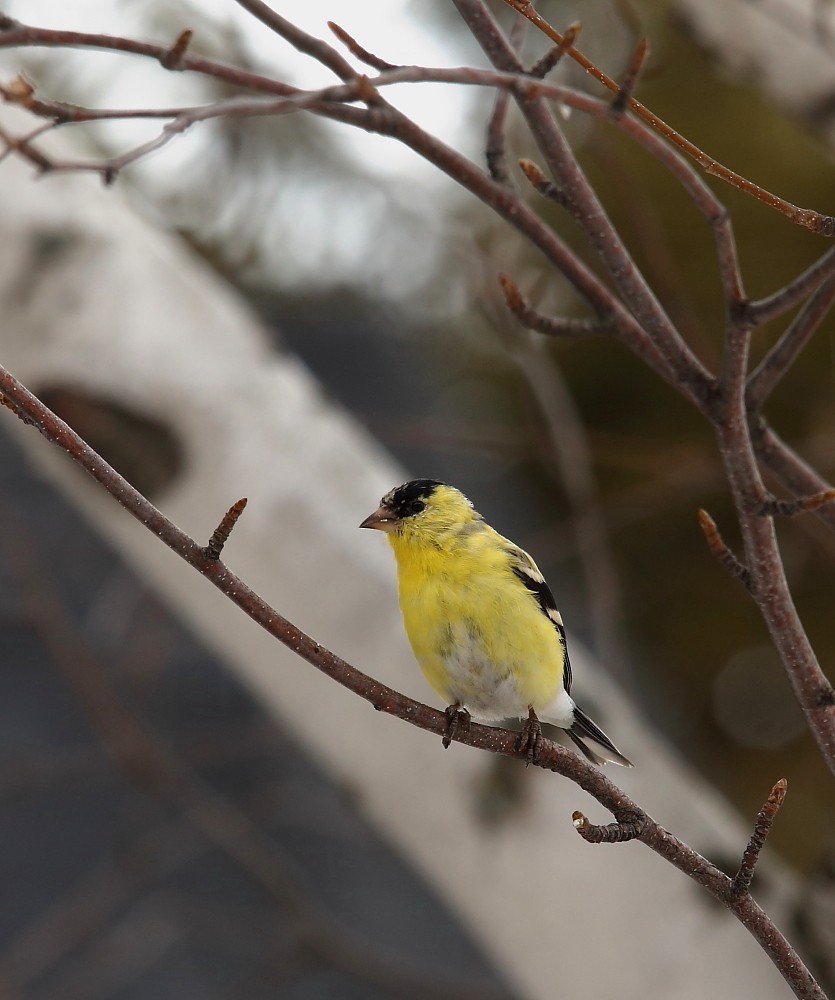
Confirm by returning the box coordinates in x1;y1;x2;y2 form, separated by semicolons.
1;0;834;997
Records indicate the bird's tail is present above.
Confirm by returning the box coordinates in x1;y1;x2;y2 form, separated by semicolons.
568;705;633;767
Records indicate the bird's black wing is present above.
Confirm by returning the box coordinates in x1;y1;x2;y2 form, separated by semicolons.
507;545;572;694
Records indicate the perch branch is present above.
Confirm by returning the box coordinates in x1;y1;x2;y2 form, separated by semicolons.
0;365;827;1000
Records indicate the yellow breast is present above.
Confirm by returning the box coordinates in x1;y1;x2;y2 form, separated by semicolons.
389;525;565;719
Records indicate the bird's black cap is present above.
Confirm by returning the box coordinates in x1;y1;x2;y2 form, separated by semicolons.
383;479;444;518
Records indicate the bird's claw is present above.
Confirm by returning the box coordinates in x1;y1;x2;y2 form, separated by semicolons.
442;704;471;748
515;708;543;766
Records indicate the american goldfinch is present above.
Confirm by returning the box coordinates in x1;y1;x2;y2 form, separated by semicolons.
361;479;632;767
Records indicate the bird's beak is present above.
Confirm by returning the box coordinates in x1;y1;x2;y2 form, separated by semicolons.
360;506;398;532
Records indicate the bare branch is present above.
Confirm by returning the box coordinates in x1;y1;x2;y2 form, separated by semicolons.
0;21;300;97
484;14;526;184
754;490;835;518
609;37;649;120
327;21;399;72
747;245;835;325
499;0;835;235
498;273;610;336
518;156;568;206
528;21;580;79
232;0;356;82
747;271;835;411
752;419;835;533
453;0;718;410
731;779;788;898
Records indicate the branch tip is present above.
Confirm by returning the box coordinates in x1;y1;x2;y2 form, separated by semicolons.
610;37;649;119
528;21;581;78
327;21;398;71
518;157;568;206
754;489;835;518
696;508;752;590
498;272;609;337
731;779;788;897
204;497;248;561
159;29;193;71
572;810;645;843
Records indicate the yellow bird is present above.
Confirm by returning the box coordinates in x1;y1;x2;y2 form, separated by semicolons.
361;479;632;767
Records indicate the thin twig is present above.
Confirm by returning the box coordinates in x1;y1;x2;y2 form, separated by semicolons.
697;509;752;591
498;273;609;335
484;16;527;184
159;28;192;70
747;245;835;325
747;271;835;411
731;779;788;898
204;498;248;560
572;810;645;843
610;37;649;119
327;21;399;72
753;490;835;518
529;22;580;79
231;0;356;82
752;419;835;533
518;157;568;206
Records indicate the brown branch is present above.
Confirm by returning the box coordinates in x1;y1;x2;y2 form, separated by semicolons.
747;246;835;325
0;32;740;349
484;15;527;185
498;273;610;336
0;21;300;98
753;490;835;518
518;157;568;206
572;810;645;843
499;0;835;235
731;779;788;898
752;420;835;533
609;37;649;119
697;509;752;591
747;271;835;411
159;28;193;70
0;369;827;1000
204;497;248;560
231;0;356;82
327;21;399;72
528;21;580;79
453;0;719;409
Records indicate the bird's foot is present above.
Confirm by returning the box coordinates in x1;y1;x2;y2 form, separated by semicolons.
442;703;471;749
515;708;543;766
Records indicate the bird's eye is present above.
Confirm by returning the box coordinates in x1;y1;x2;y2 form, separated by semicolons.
409;500;425;514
